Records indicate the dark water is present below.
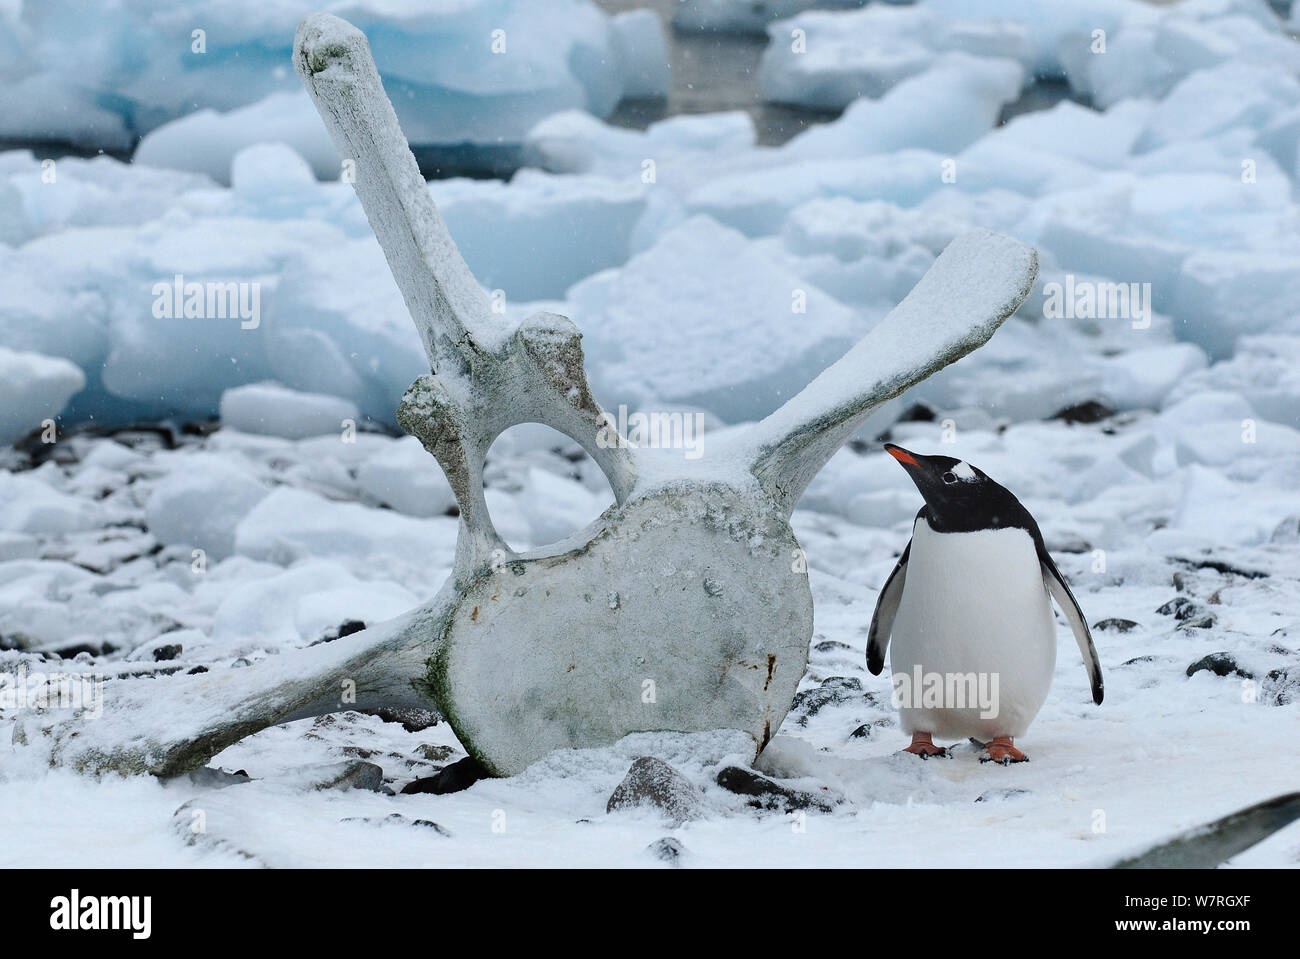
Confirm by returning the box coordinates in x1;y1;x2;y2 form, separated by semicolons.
597;0;841;146
597;0;1091;148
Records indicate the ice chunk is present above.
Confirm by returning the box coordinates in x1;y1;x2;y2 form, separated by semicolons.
981;100;1154;170
207;560;417;658
356;436;457;518
0;473;102;534
612;10;670;99
1173;465;1297;547
0;0;663;167
524;109;756;184
432;170;648;301
1137;63;1300;151
566;215;863;422
778;197;969;308
685;150;947;237
144;453;270;560
760;5;1026;111
0;348;85;446
781;54;1025;161
1166;335;1300;427
233;487;454;567
760;6;938;110
1171;250;1300;360
517;467;615;546
134;93;338;185
219;382;359;440
1098;344;1208;411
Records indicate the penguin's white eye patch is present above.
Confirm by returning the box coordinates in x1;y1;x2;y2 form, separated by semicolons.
941;471;957;484
952;461;977;481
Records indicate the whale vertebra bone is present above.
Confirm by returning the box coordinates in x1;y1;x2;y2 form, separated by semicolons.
40;13;1037;777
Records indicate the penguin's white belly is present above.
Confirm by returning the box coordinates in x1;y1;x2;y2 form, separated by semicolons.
890;521;1056;739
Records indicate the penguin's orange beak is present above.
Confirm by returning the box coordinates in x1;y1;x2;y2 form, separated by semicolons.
884;443;919;467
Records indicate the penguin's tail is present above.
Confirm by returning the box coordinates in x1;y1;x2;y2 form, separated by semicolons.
1110;792;1300;868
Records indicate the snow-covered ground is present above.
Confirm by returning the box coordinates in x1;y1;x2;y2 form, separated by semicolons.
2;0;1299;867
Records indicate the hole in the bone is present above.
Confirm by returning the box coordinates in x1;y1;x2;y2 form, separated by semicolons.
483;424;614;552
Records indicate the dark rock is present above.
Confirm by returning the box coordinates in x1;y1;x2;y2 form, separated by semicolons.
401;756;489;795
152;643;182;662
187;666;208;675
849;719;891;739
416;744;457;763
185;767;251;788
1094;618;1139;633
606;757;706;825
341;813;451;836
645;836;686;866
312;619;368;646
790;676;865;725
365;705;442;732
315;760;384;792
1264;668;1298;706
715;766;835;814
1180;615;1216;630
411;818;451;834
51;641;104;659
1121;655;1157;666
1186;652;1251;679
1051;400;1114;424
1157;597;1198;620
1174;556;1269;580
975;787;1031;803
812;640;852;654
897;402;937;423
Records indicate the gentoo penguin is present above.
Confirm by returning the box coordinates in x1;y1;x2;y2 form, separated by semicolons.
866;443;1103;763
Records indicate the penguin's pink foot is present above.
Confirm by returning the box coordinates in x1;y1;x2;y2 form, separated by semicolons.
902;732;948;758
980;736;1028;764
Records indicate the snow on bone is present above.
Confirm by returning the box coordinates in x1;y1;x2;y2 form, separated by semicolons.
30;12;1036;780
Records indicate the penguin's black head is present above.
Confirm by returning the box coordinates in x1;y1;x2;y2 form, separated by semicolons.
884;443;1026;533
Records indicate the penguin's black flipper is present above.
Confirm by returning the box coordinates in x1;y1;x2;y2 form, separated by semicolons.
1037;547;1104;705
867;540;910;675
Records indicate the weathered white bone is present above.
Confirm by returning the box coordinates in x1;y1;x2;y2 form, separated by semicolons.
36;13;1037;778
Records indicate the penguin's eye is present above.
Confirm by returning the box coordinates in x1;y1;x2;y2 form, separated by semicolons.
941;471;958;485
